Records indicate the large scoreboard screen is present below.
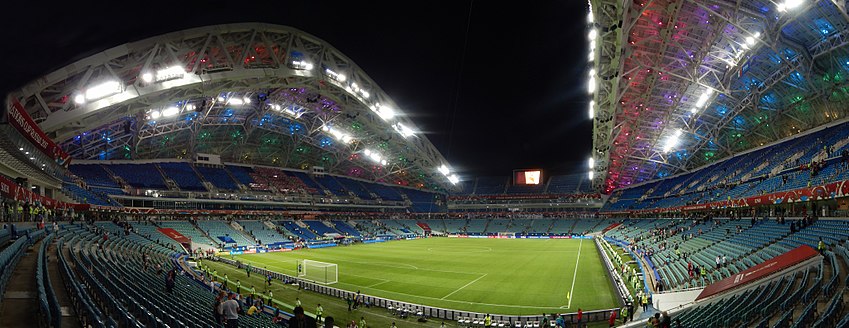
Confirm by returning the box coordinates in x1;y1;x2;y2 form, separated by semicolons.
513;169;543;185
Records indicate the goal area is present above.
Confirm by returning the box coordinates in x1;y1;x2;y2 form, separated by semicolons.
297;259;338;285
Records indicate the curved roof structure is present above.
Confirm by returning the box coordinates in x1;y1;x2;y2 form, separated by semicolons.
9;23;459;192
590;0;849;193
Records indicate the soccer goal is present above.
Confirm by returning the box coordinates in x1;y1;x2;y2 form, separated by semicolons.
297;259;338;285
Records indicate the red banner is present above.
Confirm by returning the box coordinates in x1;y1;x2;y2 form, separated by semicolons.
157;228;192;244
7;98;71;167
0;174;84;210
695;245;820;301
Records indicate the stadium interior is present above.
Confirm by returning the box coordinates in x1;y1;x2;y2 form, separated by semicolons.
2;0;849;327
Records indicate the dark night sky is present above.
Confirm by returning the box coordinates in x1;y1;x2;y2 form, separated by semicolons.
0;1;592;180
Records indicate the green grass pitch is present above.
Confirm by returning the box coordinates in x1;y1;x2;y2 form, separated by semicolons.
232;237;618;315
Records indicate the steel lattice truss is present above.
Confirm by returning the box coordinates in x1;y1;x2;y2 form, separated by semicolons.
10;23;458;192
591;0;849;193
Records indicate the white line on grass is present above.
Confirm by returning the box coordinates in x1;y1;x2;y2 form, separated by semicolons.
365;279;390;288
440;273;488;300
566;238;583;309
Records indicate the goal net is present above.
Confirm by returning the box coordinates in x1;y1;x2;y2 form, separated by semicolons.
297;259;338;285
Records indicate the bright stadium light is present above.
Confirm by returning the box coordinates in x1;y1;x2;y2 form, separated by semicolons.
73;94;86;104
589;100;595;119
227;98;245;106
588;75;596;94
292;60;314;70
149;110;161;119
691;89;715;113
778;0;804;12
695;92;710;107
662;129;684;153
323;125;353;143
374;104;396;121
588;28;598;40
587;12;593;23
155;66;185;82
243;96;251;104
141;72;153;83
745;36;756;46
589;171;594;180
448;174;460;185
162;106;180;117
439;165;450;176
85;80;122;101
393;123;415;138
362;149;384;165
588;157;595;169
325;68;347;82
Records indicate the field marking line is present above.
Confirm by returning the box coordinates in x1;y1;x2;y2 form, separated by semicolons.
440;273;488;300
365;279;390;288
566;237;583;309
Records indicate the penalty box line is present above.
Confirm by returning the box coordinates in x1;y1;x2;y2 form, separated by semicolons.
440;273;488;300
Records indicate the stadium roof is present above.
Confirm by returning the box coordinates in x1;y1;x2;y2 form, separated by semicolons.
590;0;849;193
9;23;460;192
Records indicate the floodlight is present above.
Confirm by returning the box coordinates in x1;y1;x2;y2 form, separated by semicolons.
588;29;598;40
393;123;415;138
162;107;180;117
149;111;161;119
376;105;395;120
439;165;450;176
155;66;185;82
85;81;122;101
589;100;595;119
74;94;86;104
141;72;153;83
448;174;459;184
588;76;596;94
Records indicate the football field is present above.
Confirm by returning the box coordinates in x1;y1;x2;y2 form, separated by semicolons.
232;238;618;315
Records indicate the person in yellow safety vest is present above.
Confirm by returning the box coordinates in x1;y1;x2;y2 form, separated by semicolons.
641;293;648;312
484;314;491;328
316;303;324;323
818;238;826;254
358;316;366;328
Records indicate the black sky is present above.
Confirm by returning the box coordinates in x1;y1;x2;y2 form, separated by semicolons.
0;1;592;179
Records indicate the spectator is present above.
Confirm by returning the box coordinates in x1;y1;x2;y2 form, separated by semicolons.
247;301;259;316
213;291;226;325
608;310;616;327
165;269;176;294
660;311;671;328
288;306;316;328
324;317;335;328
220;293;241;328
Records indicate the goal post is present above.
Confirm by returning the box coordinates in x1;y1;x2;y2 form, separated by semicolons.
298;259;338;285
